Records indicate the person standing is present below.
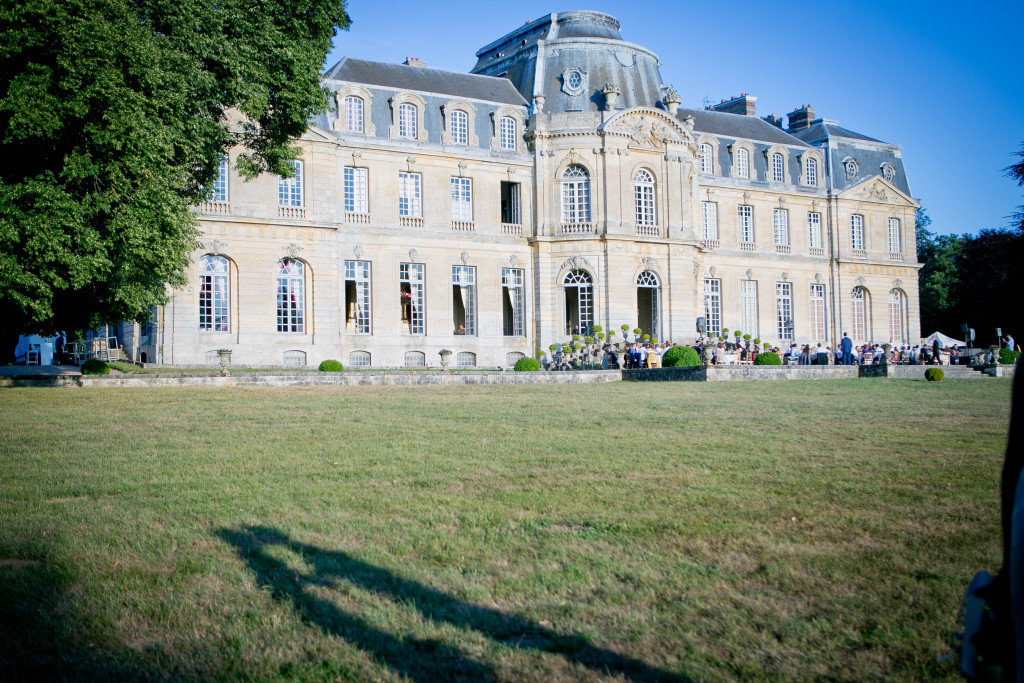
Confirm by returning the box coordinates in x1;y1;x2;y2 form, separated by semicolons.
840;333;853;365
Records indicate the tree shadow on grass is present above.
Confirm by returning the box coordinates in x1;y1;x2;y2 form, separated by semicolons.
217;525;691;682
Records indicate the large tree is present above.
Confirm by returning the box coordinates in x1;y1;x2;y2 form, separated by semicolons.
0;0;350;360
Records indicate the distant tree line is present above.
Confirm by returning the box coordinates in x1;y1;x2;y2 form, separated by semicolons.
916;144;1024;344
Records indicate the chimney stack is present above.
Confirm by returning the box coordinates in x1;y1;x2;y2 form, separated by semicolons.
711;93;757;116
403;57;427;68
762;114;783;129
786;105;816;132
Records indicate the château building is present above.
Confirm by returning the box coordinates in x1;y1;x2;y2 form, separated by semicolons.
135;10;920;367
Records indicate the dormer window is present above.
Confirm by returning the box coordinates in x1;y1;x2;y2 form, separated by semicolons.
882;163;896;183
806;157;817;186
736;148;749;178
499;117;516;150
344;96;364;133
450;110;468;145
398;103;417;139
700;144;713;174
845;158;858;179
770;152;782;183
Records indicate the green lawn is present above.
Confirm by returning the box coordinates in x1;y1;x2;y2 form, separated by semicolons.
0;378;1010;681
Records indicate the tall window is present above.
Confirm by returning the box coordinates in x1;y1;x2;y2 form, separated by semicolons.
851;287;868;340
344;260;371;334
563;269;593;334
502;267;525;336
634;169;655;227
851;214;865;251
738;205;754;243
888;289;906;342
344;167;368;214
400;263;425;335
344;96;364;133
741;280;758;338
561;165;591;223
773;209;789;246
808;212;822;249
771;152;785;182
500;182;520;224
888;218;901;253
398;103;417;139
210;157;228;202
450;110;468;145
735;148;749;179
199;255;229;331
499;116;516;150
451;177;473;221
702;202;718;240
637;270;660;340
398;172;422;217
704;279;722;337
452;266;476;335
776;282;793;341
276;258;305;333
805;157;818;186
278;160;303;206
700;144;713;173
810;283;826;340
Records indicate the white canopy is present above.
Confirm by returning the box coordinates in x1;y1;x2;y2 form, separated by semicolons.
920;331;967;348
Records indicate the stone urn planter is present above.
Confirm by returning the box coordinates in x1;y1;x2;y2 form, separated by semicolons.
216;348;232;375
438;348;452;370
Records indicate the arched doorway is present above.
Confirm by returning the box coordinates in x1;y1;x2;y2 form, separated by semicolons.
636;270;660;340
563;269;593;335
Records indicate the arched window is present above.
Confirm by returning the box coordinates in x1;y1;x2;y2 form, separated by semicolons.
888;289;906;343
450;110;468;144
398;103;417;139
198;255;229;331
404;351;425;367
561;165;591;224
771;152;785;183
457;351;476;368
735;148;749;179
506;351;525;366
700;144;714;174
349;350;371;367
499;116;516;149
634;169;655;229
636;270;660;340
805;157;818;186
344;96;364;133
563;269;593;335
276;258;305;333
851;287;870;341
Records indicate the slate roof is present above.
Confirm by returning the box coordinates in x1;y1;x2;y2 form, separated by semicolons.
790;121;882;144
323;57;528;107
677;108;811;147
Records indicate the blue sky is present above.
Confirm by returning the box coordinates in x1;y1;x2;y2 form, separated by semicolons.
325;1;1024;236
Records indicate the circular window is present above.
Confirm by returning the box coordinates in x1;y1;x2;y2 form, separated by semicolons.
567;72;582;90
845;159;858;179
562;68;587;97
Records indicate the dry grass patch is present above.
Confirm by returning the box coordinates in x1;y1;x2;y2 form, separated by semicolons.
0;378;1010;681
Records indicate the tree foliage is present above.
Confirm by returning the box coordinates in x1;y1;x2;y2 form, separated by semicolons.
916;190;1024;341
0;0;350;359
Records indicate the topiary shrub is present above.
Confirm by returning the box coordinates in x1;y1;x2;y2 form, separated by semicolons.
753;351;782;366
81;359;110;375
925;367;944;382
662;346;700;368
318;359;344;372
514;357;541;372
1000;348;1020;365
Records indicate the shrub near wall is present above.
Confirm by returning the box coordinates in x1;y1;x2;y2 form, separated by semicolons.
81;359;110;375
753;352;782;366
318;360;344;372
925;367;944;382
662;346;701;368
514;357;541;372
1000;348;1020;365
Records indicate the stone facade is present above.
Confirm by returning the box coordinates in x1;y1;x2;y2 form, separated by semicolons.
134;10;921;368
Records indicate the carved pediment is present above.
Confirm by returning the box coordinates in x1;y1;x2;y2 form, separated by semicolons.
599;107;694;149
840;176;917;207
